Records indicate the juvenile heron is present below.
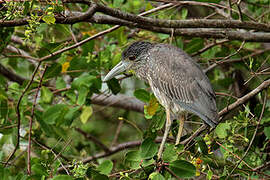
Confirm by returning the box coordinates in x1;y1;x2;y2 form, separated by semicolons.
104;41;218;159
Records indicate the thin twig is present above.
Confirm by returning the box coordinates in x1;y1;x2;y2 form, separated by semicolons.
111;120;124;147
164;166;181;180
205;47;270;72
27;65;48;175
216;141;252;169
237;0;243;21
228;92;267;178
31;138;70;161
191;39;229;57
4;61;42;167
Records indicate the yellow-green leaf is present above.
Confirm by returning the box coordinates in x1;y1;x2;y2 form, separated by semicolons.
42;14;56;24
62;62;70;73
146;97;159;117
41;86;53;103
80;106;93;124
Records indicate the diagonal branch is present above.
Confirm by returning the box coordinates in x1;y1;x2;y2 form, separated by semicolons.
218;79;270;117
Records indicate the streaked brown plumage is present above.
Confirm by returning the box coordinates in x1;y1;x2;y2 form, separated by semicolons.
104;41;218;159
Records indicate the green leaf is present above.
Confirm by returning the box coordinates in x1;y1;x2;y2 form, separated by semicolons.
196;137;208;155
0;27;14;53
140;138;158;159
106;78;121;95
32;164;49;176
56;77;66;89
184;38;204;54
37;42;63;60
97;160;113;175
64;107;80;126
41;86;53;103
80;106;93;124
181;8;188;19
42;14;56;24
86;167;109;180
77;86;89;105
150;110;166;131
207;169;213;180
69;56;91;77
42;104;69;125
264;127;270;139
0;99;8;120
169;160;196;178
124;150;141;169
149;172;165;180
36;112;58;137
157;33;169;40
72;74;96;89
82;40;95;56
44;63;62;79
52;175;73;180
66;90;77;103
23;2;30;15
215;122;231;138
112;27;127;46
163;144;177;162
134;89;150;102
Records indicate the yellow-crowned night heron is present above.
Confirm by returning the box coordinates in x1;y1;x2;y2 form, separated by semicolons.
104;41;218;159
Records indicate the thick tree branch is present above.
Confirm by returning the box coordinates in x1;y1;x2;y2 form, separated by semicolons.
2;4;270;42
0;64;26;85
91;94;144;113
96;3;270;32
56;4;98;24
88;14;270;42
1;2;270;33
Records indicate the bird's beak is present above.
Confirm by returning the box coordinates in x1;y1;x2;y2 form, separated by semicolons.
103;61;130;81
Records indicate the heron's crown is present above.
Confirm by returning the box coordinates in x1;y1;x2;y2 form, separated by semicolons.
122;41;153;61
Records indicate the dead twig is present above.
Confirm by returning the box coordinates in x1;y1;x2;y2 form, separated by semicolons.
27;65;48;175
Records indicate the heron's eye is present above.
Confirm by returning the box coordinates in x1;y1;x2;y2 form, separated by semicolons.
128;55;136;61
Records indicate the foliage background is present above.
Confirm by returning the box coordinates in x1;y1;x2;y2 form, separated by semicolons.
0;0;270;179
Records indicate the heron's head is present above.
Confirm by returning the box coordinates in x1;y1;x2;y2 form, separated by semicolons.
103;41;153;81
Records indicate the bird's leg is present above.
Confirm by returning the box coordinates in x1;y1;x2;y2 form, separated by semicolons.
175;113;185;145
157;108;172;160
